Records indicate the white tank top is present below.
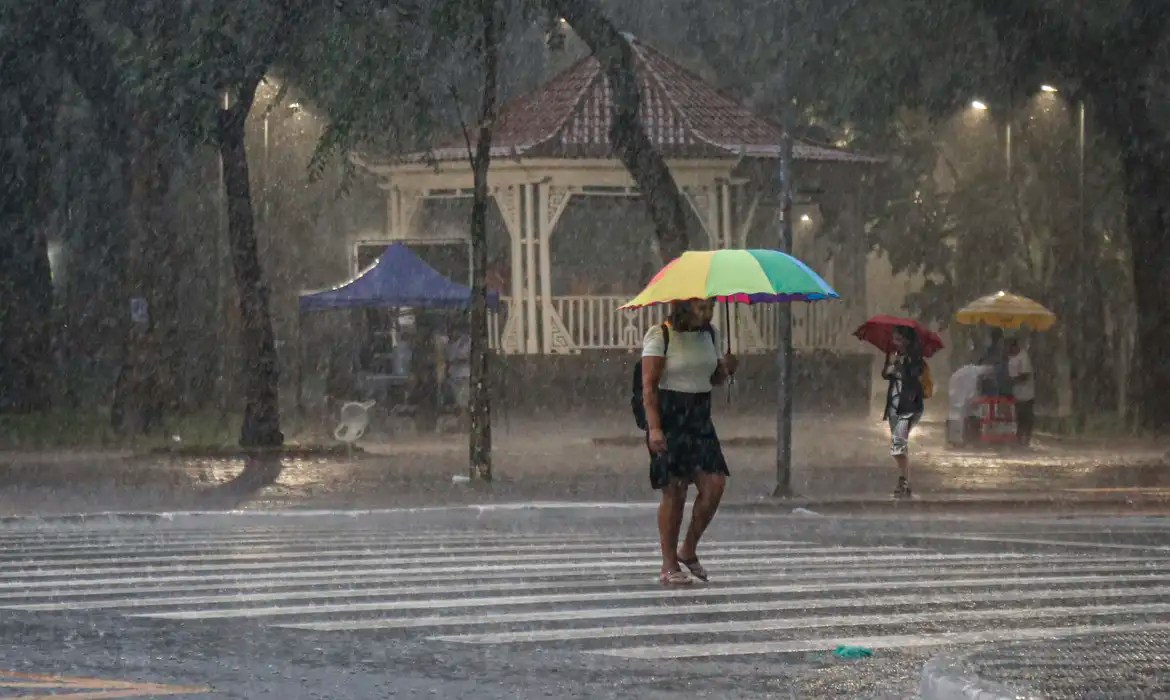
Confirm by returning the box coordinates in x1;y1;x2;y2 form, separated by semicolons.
641;325;721;394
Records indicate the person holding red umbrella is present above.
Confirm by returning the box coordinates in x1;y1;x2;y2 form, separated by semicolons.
855;316;941;498
882;326;927;498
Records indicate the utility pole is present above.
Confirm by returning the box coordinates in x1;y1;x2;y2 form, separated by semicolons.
217;89;231;418
774;0;795;498
1074;98;1087;431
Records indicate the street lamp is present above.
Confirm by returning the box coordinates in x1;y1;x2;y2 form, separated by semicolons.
970;100;989;111
1040;84;1059;93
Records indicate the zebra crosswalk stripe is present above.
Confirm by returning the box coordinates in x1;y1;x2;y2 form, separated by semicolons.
0;543;893;572
289;583;1170;633
131;571;1170;621
3;554;1109;602
0;538;815;563
0;551;1030;589
590;622;1170;660
3;529;1168;662
8;561;1166;612
432;601;1170;644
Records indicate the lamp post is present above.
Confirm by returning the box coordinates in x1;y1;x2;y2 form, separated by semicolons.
774;0;795;498
1035;83;1088;426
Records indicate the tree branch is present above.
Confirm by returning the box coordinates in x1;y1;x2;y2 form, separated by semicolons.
543;0;692;260
448;83;476;165
47;0;131;146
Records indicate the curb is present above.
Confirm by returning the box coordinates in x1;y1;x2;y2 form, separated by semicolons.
919;653;1038;700
725;493;1170;514
0;512;174;526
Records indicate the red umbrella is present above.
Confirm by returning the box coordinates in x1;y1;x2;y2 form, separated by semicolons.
854;315;944;358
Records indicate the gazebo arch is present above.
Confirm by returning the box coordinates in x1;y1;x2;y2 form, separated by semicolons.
355;38;878;358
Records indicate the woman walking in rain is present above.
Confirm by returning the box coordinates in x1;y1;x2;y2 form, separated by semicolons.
884;326;926;498
641;299;736;586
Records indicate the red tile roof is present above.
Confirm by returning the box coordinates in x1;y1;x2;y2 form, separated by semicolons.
402;39;875;164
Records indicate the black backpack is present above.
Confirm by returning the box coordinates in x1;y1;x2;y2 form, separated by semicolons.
631;323;715;429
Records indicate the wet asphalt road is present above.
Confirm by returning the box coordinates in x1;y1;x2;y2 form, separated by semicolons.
0;507;1169;699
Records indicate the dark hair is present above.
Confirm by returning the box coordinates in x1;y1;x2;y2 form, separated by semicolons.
895;326;923;361
668;300;708;330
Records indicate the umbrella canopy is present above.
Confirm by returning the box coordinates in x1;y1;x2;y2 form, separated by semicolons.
619;249;838;309
854;315;945;358
956;291;1056;331
298;243;499;311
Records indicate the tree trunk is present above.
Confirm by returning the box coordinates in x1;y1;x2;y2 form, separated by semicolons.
1121;150;1170;433
220;88;283;448
111;127;174;435
0;52;58;413
468;0;502;481
1100;83;1170;433
546;0;693;262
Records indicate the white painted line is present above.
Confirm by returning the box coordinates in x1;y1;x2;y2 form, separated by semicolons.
131;572;1170;621
0;528;666;542
0;554;1115;602
903;534;1170;553
0;552;1043;589
0;540;819;569
0;527;604;541
286;584;1170;632
0;548;932;579
589;621;1170;659
11;560;1164;612
0;502;661;523
433;601;1170;644
0;532;690;555
0;536;809;556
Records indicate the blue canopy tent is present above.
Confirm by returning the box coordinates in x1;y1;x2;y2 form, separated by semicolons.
299;242;499;311
295;243;501;425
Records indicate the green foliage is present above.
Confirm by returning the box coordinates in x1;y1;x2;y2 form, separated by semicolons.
0;410;242;449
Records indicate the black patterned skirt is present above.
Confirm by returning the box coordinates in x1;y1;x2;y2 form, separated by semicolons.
648;390;730;490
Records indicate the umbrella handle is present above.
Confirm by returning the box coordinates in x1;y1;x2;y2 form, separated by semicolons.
723;302;734;404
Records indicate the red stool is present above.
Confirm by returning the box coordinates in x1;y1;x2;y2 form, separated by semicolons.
975;397;1017;444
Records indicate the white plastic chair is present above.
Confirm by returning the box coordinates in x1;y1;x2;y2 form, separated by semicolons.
334;400;376;444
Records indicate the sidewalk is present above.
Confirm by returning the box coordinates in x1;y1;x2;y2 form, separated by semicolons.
0;412;1166;515
920;631;1170;699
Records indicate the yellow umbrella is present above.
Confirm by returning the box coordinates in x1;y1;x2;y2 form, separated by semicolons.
955;291;1057;331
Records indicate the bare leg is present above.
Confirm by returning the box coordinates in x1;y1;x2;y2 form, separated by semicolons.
678;472;726;561
894;454;909;480
657;481;688;572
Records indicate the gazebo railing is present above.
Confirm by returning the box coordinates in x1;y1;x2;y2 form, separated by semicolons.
749;302;857;353
553;295;666;350
487;295;856;353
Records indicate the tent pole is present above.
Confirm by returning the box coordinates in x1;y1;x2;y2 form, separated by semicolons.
295;309;304;424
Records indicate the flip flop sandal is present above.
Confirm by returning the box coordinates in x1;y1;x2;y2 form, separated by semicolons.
678;556;709;582
660;569;693;586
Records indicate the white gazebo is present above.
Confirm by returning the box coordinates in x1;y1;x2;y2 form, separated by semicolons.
354;39;878;358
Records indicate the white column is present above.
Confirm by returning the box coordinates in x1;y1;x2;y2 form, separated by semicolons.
540;186;576;354
719;182;735;351
706;184;720;248
524;183;539;354
500;186;524;354
720;182;733;249
538;184;553;353
386;188;398;237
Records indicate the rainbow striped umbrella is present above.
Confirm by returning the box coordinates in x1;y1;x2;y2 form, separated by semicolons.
619;249;839;309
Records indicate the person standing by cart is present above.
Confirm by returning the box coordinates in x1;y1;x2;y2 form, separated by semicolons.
1008;337;1036;446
